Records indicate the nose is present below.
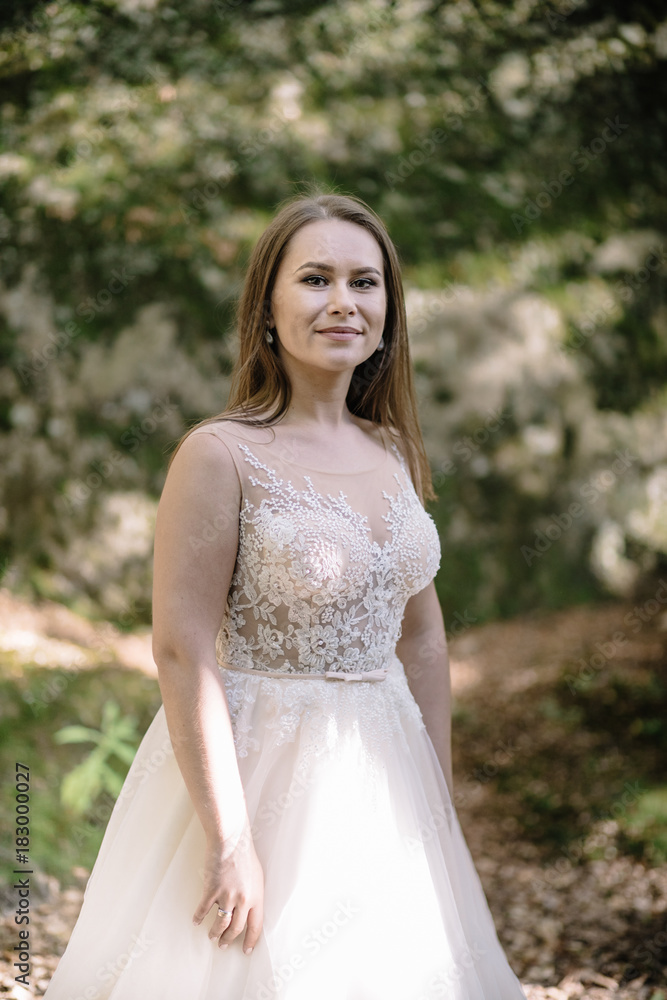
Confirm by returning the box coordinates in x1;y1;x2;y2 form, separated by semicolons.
326;280;357;316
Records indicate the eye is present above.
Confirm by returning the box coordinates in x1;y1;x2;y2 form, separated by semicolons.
301;275;379;288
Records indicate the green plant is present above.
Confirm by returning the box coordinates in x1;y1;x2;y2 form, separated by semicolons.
617;786;667;865
54;700;142;816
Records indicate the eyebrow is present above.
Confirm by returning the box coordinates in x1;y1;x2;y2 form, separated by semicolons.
294;261;383;277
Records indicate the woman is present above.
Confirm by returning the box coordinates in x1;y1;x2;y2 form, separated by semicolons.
44;193;527;999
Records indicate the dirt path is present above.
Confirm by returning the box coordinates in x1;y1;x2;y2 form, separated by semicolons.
446;602;667;998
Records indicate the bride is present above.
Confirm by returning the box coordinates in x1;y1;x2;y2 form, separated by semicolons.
44;192;527;998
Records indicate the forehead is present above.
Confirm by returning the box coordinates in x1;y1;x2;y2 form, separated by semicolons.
282;218;384;269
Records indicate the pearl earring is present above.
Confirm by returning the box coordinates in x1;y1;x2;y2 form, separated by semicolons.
377;336;385;351
266;326;274;344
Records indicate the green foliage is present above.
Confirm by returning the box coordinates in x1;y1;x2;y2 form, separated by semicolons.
0;655;159;882
54;700;142;815
0;0;665;620
617;786;667;864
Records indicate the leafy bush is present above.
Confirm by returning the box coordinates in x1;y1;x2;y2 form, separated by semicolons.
1;0;666;620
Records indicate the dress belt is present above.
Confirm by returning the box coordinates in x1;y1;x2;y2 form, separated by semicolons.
218;662;388;682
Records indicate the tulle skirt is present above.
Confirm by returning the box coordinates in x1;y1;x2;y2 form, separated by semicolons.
44;653;526;999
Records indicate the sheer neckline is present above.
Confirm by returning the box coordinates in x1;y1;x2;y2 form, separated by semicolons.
220;419;391;476
282;441;390;476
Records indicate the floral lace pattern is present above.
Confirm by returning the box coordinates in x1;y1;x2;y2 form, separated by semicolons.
215;439;441;679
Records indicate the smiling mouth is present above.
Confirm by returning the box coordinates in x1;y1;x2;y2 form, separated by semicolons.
316;327;363;335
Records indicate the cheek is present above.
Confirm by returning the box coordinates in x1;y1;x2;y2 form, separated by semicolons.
374;294;388;325
274;286;306;323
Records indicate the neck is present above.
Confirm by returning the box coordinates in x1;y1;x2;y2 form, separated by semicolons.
277;361;356;430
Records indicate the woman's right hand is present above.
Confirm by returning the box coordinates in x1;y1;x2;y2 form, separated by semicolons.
193;821;264;954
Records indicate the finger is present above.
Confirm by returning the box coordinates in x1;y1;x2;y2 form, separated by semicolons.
218;905;246;946
242;904;264;954
208;907;233;942
193;889;218;926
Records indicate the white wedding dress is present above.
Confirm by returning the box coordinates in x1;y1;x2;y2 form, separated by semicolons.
44;420;527;1000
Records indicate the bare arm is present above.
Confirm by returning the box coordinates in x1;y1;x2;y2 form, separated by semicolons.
395;581;454;798
152;428;263;952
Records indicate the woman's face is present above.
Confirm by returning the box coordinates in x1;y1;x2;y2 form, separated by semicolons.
268;218;387;377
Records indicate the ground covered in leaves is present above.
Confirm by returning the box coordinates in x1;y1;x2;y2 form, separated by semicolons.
0;589;666;998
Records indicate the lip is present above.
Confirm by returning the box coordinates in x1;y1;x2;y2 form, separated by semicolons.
316;327;363;340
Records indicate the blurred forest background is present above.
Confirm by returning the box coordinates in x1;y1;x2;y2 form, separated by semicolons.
0;0;666;622
1;0;667;994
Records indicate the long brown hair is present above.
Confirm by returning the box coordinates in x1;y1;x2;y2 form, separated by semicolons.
170;190;435;504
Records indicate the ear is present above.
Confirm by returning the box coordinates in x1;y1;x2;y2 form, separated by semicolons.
264;296;275;330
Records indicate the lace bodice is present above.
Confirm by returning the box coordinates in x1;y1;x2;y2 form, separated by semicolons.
196;420;441;679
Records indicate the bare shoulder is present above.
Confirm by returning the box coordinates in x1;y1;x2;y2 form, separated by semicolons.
166;425;241;494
